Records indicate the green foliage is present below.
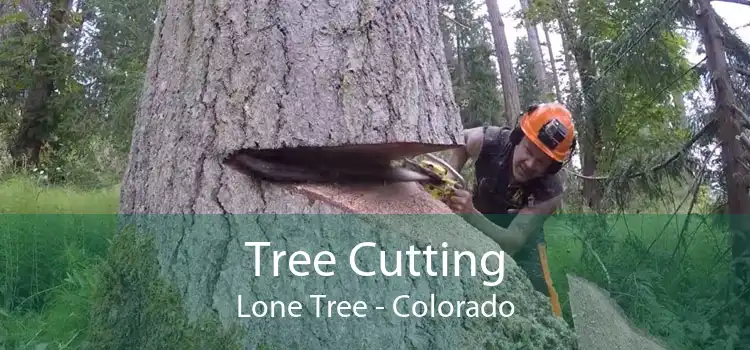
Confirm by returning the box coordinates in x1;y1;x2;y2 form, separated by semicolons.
85;0;160;152
2;177;744;350
0;178;244;349
455;44;504;127
545;213;748;350
1;0;746;348
444;0;504;127
88;224;244;350
513;37;544;108
0;178;118;349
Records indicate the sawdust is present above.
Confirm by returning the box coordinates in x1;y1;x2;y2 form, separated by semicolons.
292;182;455;214
567;274;669;350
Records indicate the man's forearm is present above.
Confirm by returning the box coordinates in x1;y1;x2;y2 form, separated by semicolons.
499;196;560;250
459;209;526;255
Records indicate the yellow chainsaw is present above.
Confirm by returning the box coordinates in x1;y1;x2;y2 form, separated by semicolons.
222;147;466;202
400;153;466;202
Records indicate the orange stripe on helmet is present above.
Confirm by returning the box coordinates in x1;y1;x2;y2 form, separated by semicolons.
520;103;576;163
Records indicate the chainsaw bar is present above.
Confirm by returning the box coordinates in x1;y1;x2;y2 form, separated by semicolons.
223;148;433;185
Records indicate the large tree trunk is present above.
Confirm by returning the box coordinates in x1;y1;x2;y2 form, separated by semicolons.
106;1;577;349
485;0;521;124
694;0;750;343
120;0;466;215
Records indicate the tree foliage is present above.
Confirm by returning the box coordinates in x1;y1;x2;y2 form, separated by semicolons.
443;0;505;128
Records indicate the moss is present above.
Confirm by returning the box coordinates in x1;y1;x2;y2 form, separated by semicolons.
87;225;245;350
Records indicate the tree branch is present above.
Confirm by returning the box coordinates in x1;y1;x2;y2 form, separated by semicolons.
570;118;719;180
440;12;471;30
712;0;750;6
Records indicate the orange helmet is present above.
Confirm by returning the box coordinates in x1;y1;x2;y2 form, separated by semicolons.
519;103;576;163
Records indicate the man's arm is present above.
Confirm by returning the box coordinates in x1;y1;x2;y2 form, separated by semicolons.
460;185;563;255
447;127;484;173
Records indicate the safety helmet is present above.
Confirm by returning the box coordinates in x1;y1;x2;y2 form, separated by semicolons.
518;103;576;163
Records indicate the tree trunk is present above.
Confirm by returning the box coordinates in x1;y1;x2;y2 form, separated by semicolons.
559;25;578;105
438;1;456;73
694;0;750;343
119;0;468;215
485;0;521;124
108;1;576;349
453;0;467;86
9;0;70;167
519;0;548;99
556;2;602;211
542;23;563;102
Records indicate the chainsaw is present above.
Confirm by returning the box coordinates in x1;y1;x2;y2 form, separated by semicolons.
222;147;467;203
399;153;466;202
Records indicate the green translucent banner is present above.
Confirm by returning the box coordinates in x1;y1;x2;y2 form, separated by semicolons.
1;214;747;349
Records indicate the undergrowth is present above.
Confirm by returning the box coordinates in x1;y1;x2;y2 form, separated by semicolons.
0;176;243;349
0;175;744;349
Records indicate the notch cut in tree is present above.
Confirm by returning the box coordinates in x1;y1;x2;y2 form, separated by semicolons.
120;0;467;214
111;1;579;348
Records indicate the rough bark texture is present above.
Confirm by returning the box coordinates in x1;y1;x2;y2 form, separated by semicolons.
116;0;577;348
485;0;521;125
121;0;466;214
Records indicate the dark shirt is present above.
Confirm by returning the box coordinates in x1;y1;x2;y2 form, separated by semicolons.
471;126;563;257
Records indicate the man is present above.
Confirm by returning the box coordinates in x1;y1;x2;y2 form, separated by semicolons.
445;102;576;317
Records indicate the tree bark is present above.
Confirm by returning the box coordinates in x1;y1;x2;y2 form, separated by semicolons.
694;0;750;342
485;0;521;124
120;0;466;215
113;0;576;348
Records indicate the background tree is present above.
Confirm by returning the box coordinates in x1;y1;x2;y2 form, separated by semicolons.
485;0;522;124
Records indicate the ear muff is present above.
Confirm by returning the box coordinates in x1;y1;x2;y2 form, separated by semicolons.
546;135;576;174
509;126;524;145
509;104;540;145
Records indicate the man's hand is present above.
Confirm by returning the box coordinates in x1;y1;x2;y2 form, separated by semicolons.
447;189;476;214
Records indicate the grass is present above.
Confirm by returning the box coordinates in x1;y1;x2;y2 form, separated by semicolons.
0;176;119;349
544;213;739;350
0;175;741;349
